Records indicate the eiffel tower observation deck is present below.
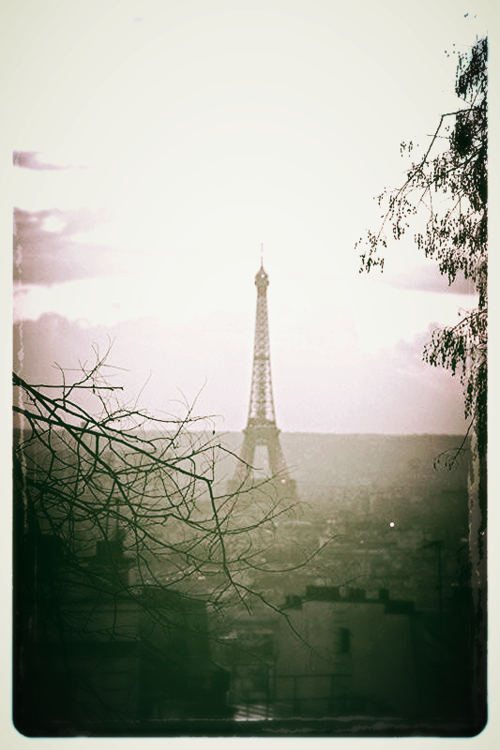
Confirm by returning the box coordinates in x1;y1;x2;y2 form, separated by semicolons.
228;255;298;504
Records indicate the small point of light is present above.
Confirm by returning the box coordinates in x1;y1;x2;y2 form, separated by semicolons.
389;521;395;527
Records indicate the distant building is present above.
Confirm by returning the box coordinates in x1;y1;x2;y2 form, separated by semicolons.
14;536;231;736
272;585;474;723
213;610;280;717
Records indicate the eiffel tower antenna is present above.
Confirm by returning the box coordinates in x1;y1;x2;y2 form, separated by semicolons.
228;254;298;502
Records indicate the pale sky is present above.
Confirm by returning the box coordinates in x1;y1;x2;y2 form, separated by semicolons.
7;0;491;433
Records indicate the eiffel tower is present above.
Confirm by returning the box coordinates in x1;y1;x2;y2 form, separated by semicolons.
228;254;298;503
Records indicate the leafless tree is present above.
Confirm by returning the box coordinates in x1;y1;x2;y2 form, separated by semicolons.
13;350;306;733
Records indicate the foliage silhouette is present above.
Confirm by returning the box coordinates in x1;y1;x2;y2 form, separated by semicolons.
356;37;487;733
356;37;487;462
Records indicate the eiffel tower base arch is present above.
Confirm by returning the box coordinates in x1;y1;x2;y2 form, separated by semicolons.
227;422;298;505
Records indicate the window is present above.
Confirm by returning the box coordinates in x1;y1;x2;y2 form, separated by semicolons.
339;627;350;654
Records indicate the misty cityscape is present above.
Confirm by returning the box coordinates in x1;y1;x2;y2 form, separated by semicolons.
11;0;487;741
13;259;481;737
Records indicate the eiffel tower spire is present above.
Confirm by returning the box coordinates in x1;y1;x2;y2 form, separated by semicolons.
248;258;276;426
229;254;298;502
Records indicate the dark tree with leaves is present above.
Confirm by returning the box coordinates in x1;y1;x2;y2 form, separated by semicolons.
357;37;487;461
356;37;487;730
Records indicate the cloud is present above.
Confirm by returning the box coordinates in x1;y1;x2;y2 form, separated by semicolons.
13;313;467;436
384;263;476;295
13;207;119;285
13;151;79;171
13;313;232;427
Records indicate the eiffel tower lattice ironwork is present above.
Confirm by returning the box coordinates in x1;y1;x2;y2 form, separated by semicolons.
228;257;298;502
